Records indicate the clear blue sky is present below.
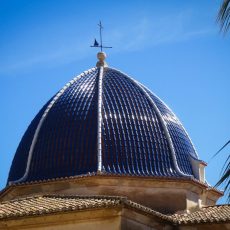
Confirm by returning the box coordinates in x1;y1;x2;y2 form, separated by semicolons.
0;0;229;203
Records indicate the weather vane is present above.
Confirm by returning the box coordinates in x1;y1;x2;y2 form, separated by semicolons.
90;21;112;52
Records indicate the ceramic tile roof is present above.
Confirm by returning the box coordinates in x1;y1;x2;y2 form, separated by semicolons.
8;67;200;184
0;195;169;221
171;205;230;225
0;195;121;220
0;195;229;226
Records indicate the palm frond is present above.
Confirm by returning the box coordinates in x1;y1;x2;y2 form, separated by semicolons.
213;140;230;202
217;0;230;34
210;139;230;160
215;168;229;188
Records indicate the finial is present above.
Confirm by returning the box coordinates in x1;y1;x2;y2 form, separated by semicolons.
90;21;112;67
96;52;108;67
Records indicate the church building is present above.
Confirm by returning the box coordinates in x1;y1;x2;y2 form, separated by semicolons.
0;50;229;229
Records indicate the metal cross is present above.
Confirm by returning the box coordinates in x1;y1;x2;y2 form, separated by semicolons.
90;21;112;52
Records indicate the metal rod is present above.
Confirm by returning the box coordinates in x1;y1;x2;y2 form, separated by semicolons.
99;21;103;52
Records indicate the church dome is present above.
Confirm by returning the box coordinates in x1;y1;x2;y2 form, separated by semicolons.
8;66;200;184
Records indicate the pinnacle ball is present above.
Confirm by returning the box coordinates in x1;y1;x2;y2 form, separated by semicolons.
97;52;106;61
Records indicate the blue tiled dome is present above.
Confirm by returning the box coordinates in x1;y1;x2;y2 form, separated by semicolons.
8;67;200;184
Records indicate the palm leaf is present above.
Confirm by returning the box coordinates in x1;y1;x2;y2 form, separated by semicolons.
217;0;230;34
213;140;230;202
210;140;230;160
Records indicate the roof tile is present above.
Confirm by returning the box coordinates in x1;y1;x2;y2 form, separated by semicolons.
0;195;229;226
172;205;230;225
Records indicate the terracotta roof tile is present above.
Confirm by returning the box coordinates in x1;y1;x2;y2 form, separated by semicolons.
0;195;171;222
172;205;230;225
0;195;122;220
0;195;229;226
